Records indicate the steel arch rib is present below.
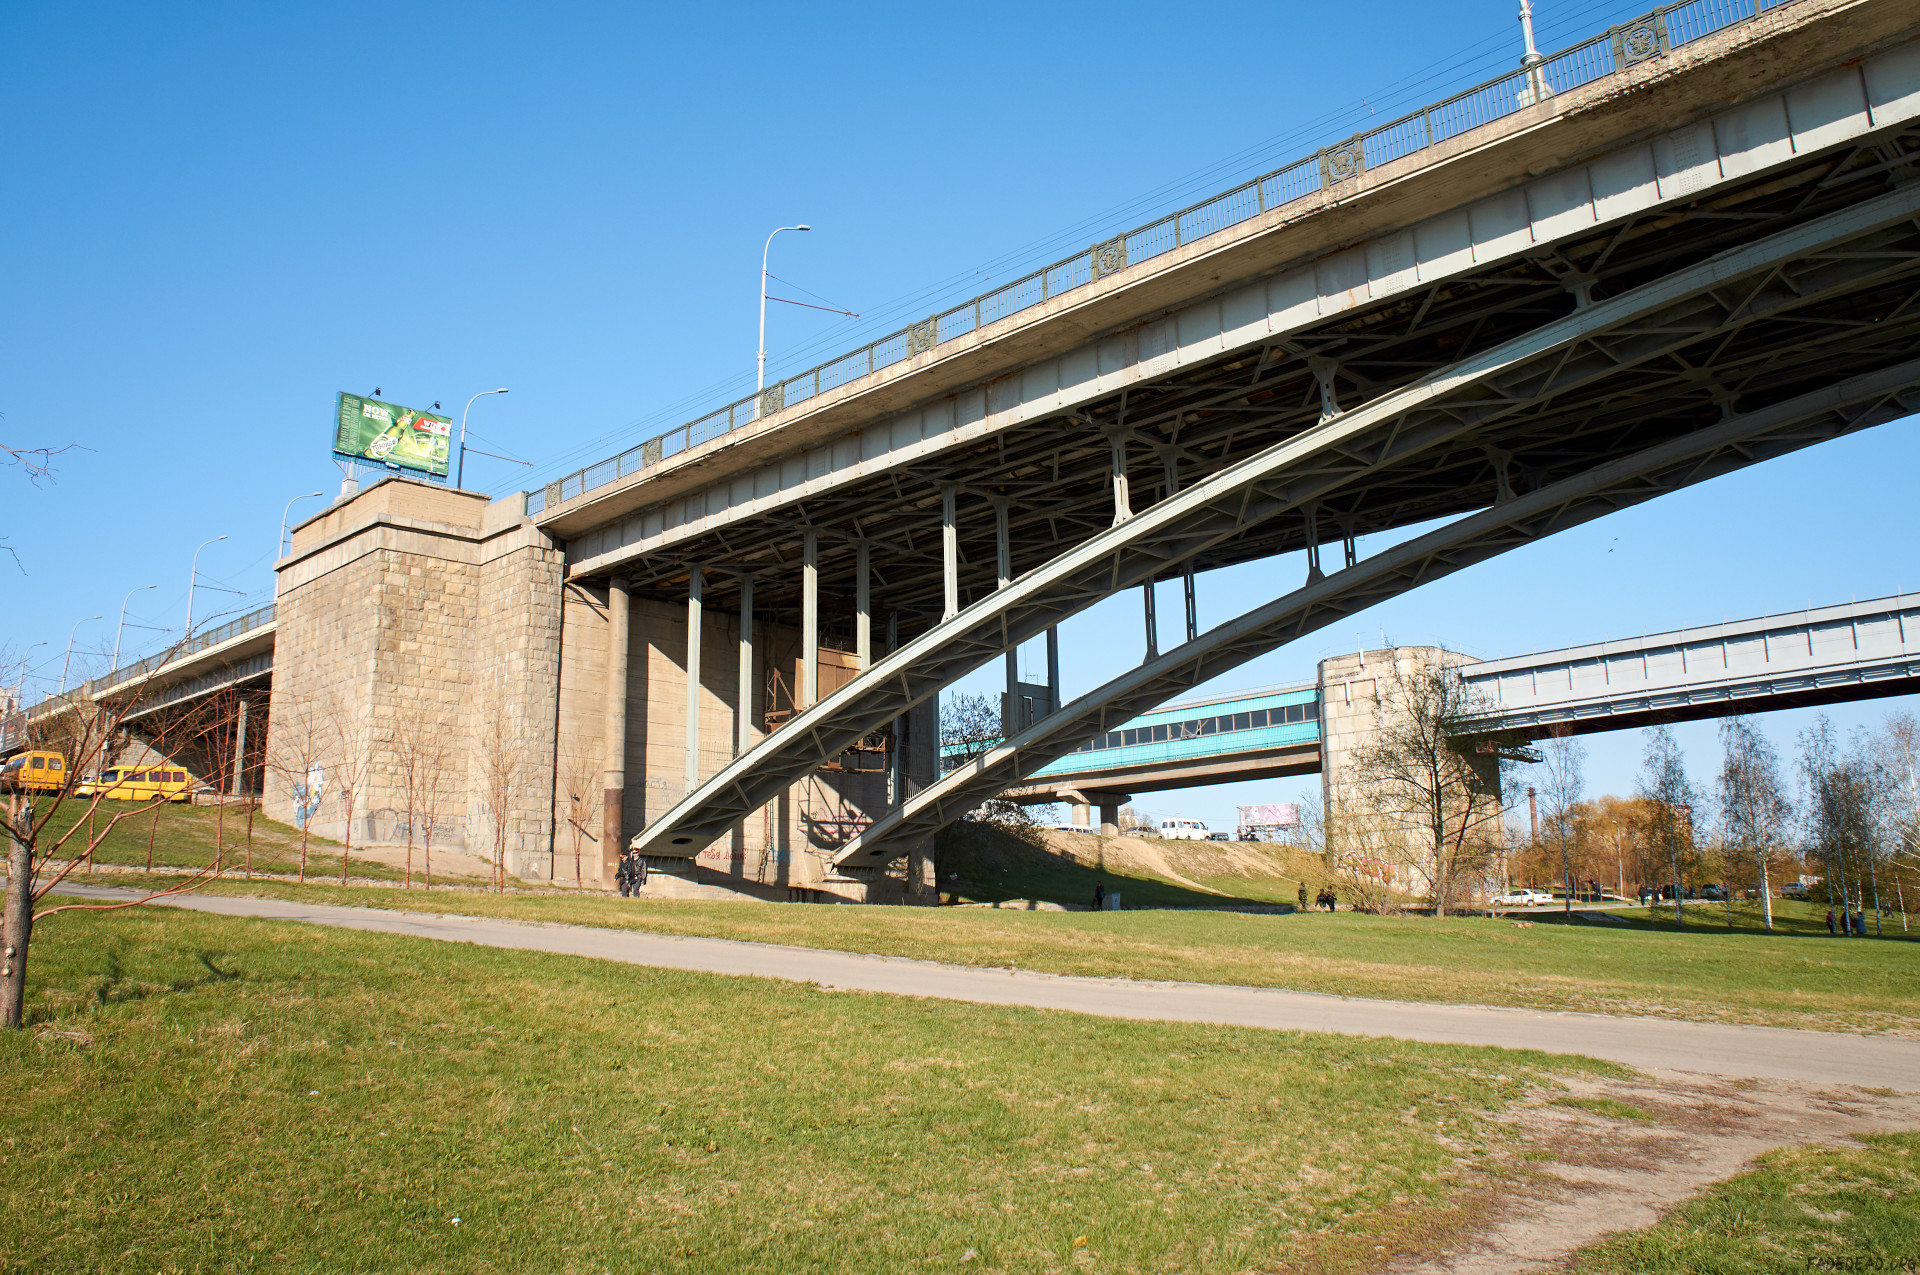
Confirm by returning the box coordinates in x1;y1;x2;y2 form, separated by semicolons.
630;185;1920;858
834;359;1920;866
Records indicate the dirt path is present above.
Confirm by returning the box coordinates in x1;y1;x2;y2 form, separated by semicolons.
1394;1072;1920;1273
50;882;1920;1089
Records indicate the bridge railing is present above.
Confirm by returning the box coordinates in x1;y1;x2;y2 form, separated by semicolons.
525;0;1800;518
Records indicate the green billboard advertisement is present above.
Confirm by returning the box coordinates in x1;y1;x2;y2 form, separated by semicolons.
332;392;452;477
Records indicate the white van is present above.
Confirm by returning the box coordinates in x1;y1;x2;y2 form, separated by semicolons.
1157;818;1211;841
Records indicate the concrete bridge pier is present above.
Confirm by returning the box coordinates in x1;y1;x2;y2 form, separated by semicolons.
602;576;629;883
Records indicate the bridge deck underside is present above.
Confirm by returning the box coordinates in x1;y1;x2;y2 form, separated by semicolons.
599;125;1920;638
627;93;1920;861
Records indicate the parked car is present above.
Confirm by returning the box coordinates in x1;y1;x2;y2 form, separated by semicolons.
1207;831;1231;841
1157;818;1212;841
1781;881;1810;900
1493;889;1553;906
1700;883;1727;901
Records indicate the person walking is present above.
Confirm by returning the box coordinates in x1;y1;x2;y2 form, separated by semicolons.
1091;880;1106;911
1297;881;1309;910
1825;907;1836;935
616;850;637;898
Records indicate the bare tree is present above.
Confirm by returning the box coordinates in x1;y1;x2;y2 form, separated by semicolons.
940;691;1037;834
265;691;331;884
1796;716;1893;935
1347;659;1509;917
0;653;224;1029
1716;715;1791;933
1878;712;1920;933
478;712;523;892
416;727;450;889
558;734;598;887
940;692;1001;764
1534;728;1587;916
393;704;441;889
1637;726;1700;925
319;687;371;886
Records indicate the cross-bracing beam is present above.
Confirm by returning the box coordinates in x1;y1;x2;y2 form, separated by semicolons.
629;184;1920;859
831;358;1920;868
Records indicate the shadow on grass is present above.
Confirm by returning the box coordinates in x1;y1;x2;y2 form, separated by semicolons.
1519;901;1918;942
61;938;246;1019
934;821;1291;910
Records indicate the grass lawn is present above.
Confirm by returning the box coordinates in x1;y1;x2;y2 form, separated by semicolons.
89;874;1919;1036
27;797;487;885
1569;1132;1920;1272
0;906;1615;1273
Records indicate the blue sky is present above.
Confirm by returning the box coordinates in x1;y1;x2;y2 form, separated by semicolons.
4;0;1914;826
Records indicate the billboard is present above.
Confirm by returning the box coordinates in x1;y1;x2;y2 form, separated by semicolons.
332;392;452;477
1237;803;1300;828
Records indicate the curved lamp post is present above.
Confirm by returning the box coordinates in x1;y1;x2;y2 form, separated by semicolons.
59;616;102;695
111;583;158;674
758;224;810;392
279;492;324;559
185;535;227;640
456;389;511;490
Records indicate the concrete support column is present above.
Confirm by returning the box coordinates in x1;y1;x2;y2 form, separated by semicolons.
1106;429;1132;524
1303;503;1325;584
685;565;703;791
802;528;819;707
1143;581;1158;661
1070;798;1090;828
939;485;959;622
602;576;630;877
230;697;249;797
1157;446;1199;643
855;540;871;671
887;611;903;806
735;573;755;757
1099;802;1122;837
1046;625;1061;717
994;494;1016;731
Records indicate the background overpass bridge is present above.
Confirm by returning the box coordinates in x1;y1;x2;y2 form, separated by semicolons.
896;589;1920;847
1459;591;1920;735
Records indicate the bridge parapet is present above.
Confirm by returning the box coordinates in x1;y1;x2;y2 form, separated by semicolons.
531;0;1867;531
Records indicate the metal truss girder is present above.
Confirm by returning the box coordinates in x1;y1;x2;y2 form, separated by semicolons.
834;357;1920;867
628;185;1920;858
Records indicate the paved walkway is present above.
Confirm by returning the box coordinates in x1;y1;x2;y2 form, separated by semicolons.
56;884;1920;1088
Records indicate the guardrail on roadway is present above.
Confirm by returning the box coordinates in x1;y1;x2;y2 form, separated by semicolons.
528;0;1805;518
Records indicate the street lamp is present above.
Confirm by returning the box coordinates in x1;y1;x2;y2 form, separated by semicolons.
758;224;811;393
455;389;511;490
9;641;45;712
279;492;325;559
59;616;103;695
111;584;158;674
185;535;228;640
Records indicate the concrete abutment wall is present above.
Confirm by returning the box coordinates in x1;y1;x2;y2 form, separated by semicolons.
266;477;936;896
